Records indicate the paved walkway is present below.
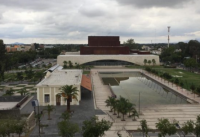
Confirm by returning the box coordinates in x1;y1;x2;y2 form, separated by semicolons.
91;68;200;137
30;91;98;137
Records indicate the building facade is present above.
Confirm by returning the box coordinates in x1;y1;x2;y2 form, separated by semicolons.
36;67;82;106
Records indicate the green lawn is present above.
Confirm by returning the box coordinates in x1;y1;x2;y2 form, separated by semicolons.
83;71;90;74
126;65;164;69
154;68;200;90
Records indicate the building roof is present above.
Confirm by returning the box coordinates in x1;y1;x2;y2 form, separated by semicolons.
0;102;18;110
81;75;92;91
37;68;82;87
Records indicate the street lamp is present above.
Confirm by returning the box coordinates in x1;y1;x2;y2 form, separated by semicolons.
32;99;41;136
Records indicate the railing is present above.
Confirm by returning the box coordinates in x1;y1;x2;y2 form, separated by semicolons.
16;95;29;108
91;72;98;109
26;111;36;131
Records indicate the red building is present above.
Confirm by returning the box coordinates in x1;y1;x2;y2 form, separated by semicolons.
80;36;129;55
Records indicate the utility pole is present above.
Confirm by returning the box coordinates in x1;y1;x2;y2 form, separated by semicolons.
167;26;170;48
139;92;140;117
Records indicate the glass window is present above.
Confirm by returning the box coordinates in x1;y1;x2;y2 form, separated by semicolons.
44;94;50;103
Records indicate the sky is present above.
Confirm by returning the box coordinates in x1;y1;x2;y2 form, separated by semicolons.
0;0;200;44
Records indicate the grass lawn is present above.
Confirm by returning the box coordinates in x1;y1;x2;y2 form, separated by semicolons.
126;65;164;69
83;71;90;74
154;68;200;90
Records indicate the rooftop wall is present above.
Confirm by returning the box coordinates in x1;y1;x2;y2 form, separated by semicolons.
88;36;120;47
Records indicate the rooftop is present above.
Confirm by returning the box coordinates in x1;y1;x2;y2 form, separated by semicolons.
37;67;82;87
0;102;18;110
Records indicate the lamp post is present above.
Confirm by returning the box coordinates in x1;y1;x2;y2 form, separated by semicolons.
138;92;140;117
32;99;40;136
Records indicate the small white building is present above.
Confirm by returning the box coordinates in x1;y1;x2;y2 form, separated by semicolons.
36;66;82;106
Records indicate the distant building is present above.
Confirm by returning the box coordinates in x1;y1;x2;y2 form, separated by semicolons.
58;36;160;66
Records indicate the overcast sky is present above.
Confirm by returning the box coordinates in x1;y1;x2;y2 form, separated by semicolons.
0;0;200;44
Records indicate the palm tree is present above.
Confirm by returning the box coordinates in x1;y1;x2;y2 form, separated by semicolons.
59;85;79;112
131;107;139;121
118;97;129;121
43;104;55;120
152;59;156;66
17;88;29;96
127;102;135;117
115;100;121;118
144;59;147;66
59;111;72;121
105;96;115;112
148;60;151;66
63;61;68;69
139;119;150;137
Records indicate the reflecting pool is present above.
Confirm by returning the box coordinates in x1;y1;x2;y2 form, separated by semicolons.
100;72;188;107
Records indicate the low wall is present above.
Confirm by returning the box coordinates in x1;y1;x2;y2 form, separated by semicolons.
0;96;25;102
26;111;36;131
0;109;20;118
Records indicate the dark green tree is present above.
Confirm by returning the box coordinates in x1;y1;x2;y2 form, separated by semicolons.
57;120;79;137
0;39;6;80
139;120;150;137
143;59;147;65
156;118;177;137
43;104;55;120
181;120;194;137
82;116;112;137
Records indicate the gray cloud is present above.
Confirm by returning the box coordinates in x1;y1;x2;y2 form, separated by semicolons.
115;0;194;8
0;0;199;44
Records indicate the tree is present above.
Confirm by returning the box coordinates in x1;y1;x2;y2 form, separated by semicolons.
3;88;15;96
43;104;55;120
184;58;197;71
190;84;196;96
118;97;129;121
59;85;79;112
174;78;179;89
139;120;150;137
131;107;139;121
68;61;73;68
105;96;113;112
127;102;135;117
17;88;29;96
63;61;68;69
57;120;79;137
181;120;194;137
14;120;28;137
152;59;156;65
156;118;177;137
16;72;23;82
59;111;72;121
82;116;112;137
143;59;147;66
0;39;6;81
194;115;200;137
147;60;151;66
196;86;200;95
